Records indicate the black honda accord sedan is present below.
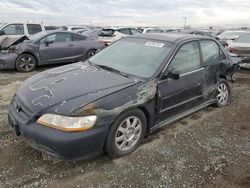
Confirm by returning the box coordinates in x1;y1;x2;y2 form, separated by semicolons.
8;33;236;160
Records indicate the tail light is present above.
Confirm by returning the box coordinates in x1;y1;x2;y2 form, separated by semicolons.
102;41;110;46
229;47;236;53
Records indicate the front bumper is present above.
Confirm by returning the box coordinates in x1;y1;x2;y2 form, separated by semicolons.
8;97;109;160
0;52;17;70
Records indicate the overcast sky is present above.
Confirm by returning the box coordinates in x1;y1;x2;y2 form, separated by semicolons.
0;0;249;27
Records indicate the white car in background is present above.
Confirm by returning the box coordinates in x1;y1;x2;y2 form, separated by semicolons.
0;22;46;50
74;28;91;35
142;28;163;34
216;30;247;46
99;27;142;46
228;32;250;69
64;25;89;32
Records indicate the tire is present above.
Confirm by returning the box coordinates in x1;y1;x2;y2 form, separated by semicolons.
214;79;231;107
86;49;97;59
16;53;37;72
105;109;147;158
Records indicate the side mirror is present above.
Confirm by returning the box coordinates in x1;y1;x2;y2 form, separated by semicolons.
0;30;5;35
163;69;180;80
44;40;53;46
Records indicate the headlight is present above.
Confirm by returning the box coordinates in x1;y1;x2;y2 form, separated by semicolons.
37;114;97;132
8;46;17;53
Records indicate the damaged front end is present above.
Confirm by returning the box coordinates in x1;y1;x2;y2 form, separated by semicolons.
0;35;28;53
0;35;31;70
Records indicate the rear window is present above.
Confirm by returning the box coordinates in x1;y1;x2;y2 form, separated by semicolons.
27;24;42;34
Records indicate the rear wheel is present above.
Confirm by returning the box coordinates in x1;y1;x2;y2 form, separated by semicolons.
215;79;231;107
105;109;147;158
86;49;97;59
16;53;37;72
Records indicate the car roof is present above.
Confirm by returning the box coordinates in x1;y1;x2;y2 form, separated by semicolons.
127;33;212;44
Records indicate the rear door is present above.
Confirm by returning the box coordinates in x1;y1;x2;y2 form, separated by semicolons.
157;41;206;122
39;32;76;64
71;33;90;58
199;40;223;99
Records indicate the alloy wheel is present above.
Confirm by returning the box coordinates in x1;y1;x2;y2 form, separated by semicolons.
18;56;35;72
217;83;229;105
115;116;142;152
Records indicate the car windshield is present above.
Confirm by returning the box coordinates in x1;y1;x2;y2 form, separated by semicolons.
89;38;173;78
28;31;48;42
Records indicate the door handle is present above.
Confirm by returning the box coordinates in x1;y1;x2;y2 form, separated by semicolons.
68;44;74;47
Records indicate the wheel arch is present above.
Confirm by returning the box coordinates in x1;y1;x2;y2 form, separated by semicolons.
16;51;39;65
108;104;154;134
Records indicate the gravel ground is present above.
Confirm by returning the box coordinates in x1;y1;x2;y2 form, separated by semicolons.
0;66;249;188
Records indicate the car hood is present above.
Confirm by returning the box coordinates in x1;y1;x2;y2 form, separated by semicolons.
16;62;140;115
0;35;28;50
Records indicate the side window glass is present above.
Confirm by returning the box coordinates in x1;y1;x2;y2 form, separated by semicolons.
2;24;24;35
40;34;56;44
54;33;72;43
27;24;42;35
200;40;220;66
169;42;201;74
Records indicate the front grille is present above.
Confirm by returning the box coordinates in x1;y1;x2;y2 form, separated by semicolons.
10;95;34;124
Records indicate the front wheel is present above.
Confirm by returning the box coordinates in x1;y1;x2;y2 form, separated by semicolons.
16;53;37;72
105;109;147;158
215;79;231;107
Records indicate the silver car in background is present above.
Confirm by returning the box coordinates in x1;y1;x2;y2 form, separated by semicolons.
229;33;250;68
216;30;246;46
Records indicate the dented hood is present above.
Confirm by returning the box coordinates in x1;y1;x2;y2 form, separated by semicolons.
0;35;28;50
16;62;140;115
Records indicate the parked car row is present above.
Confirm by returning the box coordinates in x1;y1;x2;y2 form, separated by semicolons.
0;21;249;72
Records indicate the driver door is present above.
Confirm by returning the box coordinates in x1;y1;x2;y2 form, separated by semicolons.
157;41;206;123
39;32;76;64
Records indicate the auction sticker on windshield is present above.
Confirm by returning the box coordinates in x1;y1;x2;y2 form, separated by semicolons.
145;41;165;48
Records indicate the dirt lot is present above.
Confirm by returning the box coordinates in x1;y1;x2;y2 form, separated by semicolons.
0;67;249;188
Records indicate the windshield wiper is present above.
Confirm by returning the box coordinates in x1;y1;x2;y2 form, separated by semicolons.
97;64;130;78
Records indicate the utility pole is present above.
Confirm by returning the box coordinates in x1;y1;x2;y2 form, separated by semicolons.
183;17;187;30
